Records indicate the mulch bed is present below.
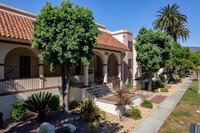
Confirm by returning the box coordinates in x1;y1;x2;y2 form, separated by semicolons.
0;111;124;133
102;94;137;103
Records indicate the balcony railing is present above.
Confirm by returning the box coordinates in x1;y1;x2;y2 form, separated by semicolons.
0;75;84;95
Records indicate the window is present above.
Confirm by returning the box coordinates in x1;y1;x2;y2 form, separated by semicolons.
128;41;133;51
128;77;133;86
128;59;133;69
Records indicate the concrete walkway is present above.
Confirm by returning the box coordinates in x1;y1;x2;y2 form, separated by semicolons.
132;76;194;133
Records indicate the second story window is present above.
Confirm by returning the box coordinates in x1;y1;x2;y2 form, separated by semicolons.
128;59;133;69
128;41;133;51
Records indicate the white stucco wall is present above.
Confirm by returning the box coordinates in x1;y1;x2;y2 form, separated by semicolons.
95;95;143;116
0;86;84;121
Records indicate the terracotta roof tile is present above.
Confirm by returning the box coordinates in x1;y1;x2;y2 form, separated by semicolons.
0;10;129;51
96;32;130;51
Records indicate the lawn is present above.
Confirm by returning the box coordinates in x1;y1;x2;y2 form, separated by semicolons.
159;77;200;133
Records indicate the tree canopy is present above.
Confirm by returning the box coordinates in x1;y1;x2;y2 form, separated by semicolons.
135;26;172;91
153;4;190;42
31;0;99;111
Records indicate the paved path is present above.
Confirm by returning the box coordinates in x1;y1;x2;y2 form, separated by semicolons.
132;76;194;133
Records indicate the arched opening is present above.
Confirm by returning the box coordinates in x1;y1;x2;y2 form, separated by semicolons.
90;52;103;83
4;47;39;79
107;53;118;78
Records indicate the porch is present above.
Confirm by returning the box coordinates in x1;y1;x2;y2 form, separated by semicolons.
0;43;123;95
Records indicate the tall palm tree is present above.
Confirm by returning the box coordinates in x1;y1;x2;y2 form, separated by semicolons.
153;4;190;76
153;4;189;39
171;21;190;42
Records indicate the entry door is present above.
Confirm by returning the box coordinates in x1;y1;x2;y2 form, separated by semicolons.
20;56;31;78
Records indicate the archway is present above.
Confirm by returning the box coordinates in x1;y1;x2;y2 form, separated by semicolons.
107;53;118;77
89;52;103;83
4;47;39;79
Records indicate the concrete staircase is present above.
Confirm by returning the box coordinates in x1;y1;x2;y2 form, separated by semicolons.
85;84;115;99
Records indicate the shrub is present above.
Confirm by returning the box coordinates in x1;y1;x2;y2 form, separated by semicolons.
12;102;27;122
140;100;153;109
79;97;105;122
69;100;79;110
154;89;159;93
160;88;168;92
0;112;3;129
178;73;186;78
95;107;106;120
86;121;100;132
153;78;164;89
127;107;142;120
56;125;71;133
170;81;173;85
122;88;130;94
49;95;60;111
24;92;52;121
136;81;141;90
122;84;131;89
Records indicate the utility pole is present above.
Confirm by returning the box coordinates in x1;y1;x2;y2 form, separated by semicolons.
198;67;200;94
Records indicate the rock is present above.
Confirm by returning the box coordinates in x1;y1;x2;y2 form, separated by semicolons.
63;124;76;133
39;122;55;133
179;121;184;124
170;119;174;122
196;110;200;113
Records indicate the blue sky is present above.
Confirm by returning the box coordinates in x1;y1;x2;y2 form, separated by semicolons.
1;0;200;47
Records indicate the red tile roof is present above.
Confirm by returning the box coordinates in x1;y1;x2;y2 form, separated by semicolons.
0;8;129;51
96;32;130;51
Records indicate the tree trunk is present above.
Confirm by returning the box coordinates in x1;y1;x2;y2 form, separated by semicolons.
173;35;177;42
61;61;71;112
174;65;177;76
65;61;71;112
148;72;153;91
61;66;67;112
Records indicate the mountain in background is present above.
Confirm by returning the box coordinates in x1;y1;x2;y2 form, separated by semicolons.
182;46;200;52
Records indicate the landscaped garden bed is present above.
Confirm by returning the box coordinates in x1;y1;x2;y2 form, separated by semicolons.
0;104;157;133
136;75;192;96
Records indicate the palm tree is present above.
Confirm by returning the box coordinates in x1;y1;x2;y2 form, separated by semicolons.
153;4;188;39
171;21;190;42
153;4;190;75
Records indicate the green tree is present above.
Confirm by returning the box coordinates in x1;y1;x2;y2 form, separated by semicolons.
182;60;195;73
135;27;172;91
153;4;190;42
189;52;200;66
31;1;99;112
170;43;186;75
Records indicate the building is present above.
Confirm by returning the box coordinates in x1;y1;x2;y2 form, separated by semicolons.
0;3;144;120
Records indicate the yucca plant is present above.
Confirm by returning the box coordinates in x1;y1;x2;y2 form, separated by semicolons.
24;92;52;121
80;96;97;122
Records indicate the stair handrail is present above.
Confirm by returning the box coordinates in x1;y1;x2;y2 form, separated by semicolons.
107;76;121;89
5;69;15;77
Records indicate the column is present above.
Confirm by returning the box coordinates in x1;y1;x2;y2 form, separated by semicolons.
84;66;89;86
39;60;44;88
118;64;121;80
121;53;124;83
0;64;4;80
198;67;200;94
103;64;107;83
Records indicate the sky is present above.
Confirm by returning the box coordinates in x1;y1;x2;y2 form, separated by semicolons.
1;0;200;47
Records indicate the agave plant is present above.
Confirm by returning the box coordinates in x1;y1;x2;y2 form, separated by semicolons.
23;92;52;121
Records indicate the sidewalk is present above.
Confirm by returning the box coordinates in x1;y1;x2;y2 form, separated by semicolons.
132;76;194;133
